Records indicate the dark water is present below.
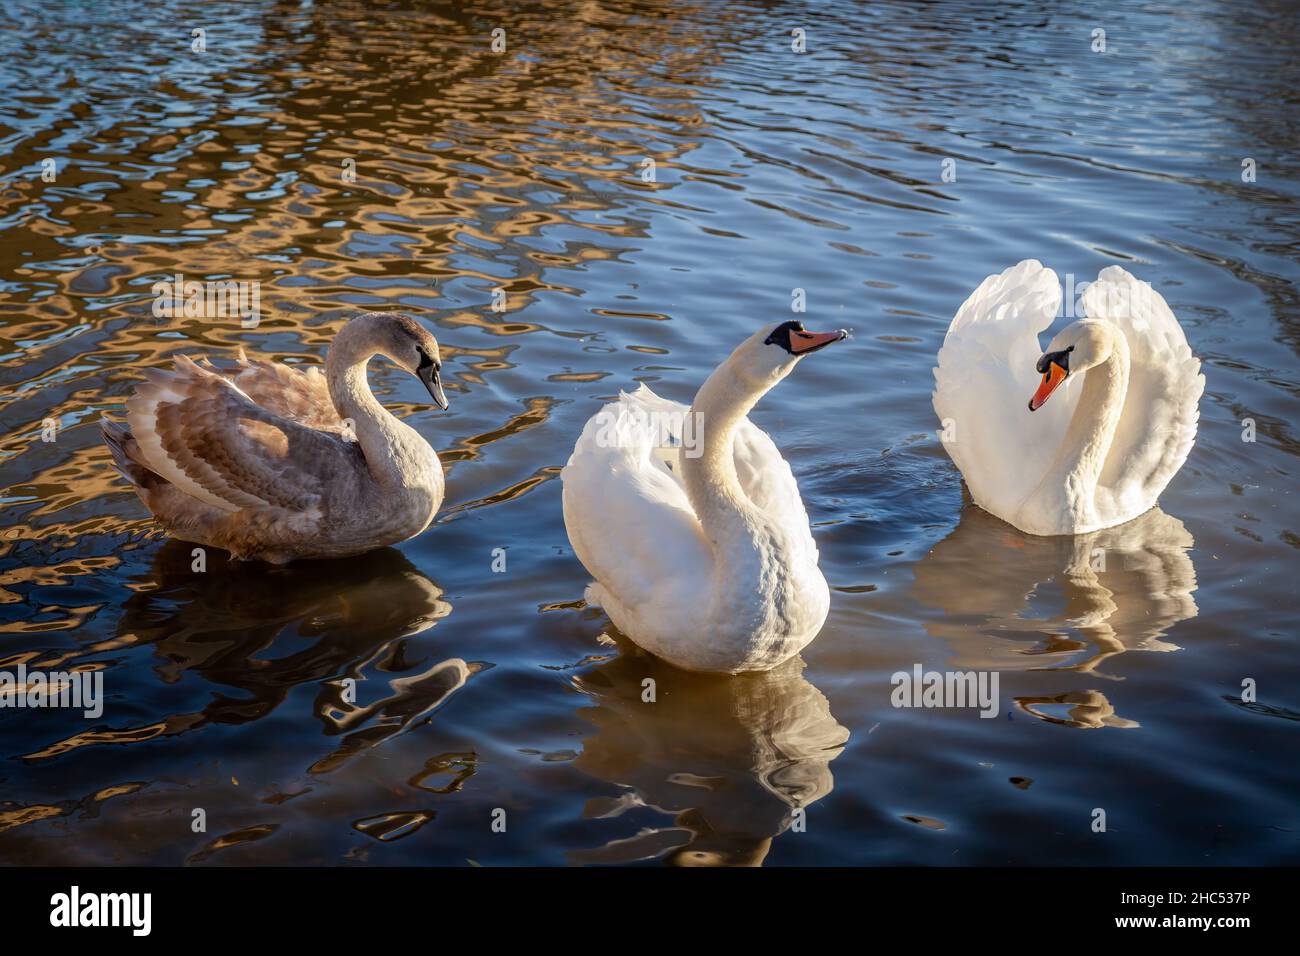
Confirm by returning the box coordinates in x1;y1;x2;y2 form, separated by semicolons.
1;0;1297;865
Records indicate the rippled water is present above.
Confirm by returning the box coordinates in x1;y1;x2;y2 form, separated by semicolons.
1;0;1297;866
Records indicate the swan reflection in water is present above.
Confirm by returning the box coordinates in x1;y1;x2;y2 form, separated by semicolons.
30;542;468;766
567;648;848;866
911;504;1199;727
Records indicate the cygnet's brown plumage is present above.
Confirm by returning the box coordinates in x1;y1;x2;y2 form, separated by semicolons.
101;312;449;564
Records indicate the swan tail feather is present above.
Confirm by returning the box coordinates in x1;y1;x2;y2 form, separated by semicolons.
101;418;163;491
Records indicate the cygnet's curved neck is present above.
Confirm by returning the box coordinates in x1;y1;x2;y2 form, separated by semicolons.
325;316;438;490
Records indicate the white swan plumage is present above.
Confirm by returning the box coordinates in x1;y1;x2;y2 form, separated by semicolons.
562;321;846;673
933;260;1204;536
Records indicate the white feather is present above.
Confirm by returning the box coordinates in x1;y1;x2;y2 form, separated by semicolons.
933;260;1203;535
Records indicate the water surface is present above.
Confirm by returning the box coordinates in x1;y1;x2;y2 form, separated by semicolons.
1;0;1297;865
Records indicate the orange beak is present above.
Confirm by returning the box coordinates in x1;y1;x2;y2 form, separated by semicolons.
789;328;848;354
1028;362;1067;411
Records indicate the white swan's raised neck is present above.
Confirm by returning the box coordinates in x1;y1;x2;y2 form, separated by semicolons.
1017;329;1130;534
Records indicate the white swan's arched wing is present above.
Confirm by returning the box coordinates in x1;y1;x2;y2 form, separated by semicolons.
730;420;802;516
1083;267;1204;522
586;382;807;515
933;260;1078;522
126;355;355;514
561;383;816;617
561;385;712;618
731;422;821;571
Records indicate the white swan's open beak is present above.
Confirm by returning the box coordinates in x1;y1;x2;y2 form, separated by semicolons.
1028;362;1066;411
790;328;848;354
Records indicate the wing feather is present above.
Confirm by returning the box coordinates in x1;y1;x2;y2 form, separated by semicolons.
1083;267;1204;521
126;354;357;515
563;383;820;618
562;385;711;619
223;350;346;433
933;260;1078;522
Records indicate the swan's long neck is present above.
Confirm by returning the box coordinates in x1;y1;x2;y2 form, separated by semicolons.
1034;336;1130;526
325;318;439;491
681;364;759;535
681;358;782;553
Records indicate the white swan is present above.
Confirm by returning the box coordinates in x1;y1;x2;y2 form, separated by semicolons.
101;312;449;563
933;260;1204;536
562;321;847;674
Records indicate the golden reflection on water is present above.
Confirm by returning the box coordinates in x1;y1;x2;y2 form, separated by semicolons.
568;648;847;866
18;543;459;763
1;0;1294;866
912;504;1198;728
0;0;720;566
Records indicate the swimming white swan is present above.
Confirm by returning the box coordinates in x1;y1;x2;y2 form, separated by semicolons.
933;260;1203;536
562;321;846;673
101;312;449;563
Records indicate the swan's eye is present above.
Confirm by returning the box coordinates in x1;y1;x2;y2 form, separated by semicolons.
764;320;805;349
1029;346;1075;411
416;346;438;372
1035;348;1071;375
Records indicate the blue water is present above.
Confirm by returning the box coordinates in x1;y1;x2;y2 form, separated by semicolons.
0;0;1297;865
